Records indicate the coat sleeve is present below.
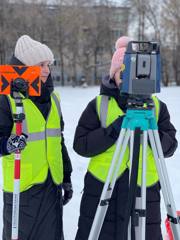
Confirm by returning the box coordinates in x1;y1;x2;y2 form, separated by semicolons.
73;98;123;158
158;100;178;158
60;112;73;182
0;95;13;156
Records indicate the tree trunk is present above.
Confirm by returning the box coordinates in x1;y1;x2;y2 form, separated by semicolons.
94;49;98;85
72;54;77;87
59;44;65;86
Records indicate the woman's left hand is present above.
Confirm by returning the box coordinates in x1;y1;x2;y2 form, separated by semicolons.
62;182;73;205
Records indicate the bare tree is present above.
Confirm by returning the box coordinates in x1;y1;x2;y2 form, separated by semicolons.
162;0;180;85
0;0;130;86
0;0;10;63
129;0;162;41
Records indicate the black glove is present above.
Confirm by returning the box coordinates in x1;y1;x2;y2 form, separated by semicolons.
6;134;27;153
111;115;125;134
62;182;73;206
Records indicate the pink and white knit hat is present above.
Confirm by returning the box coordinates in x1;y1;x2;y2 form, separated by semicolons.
109;36;131;78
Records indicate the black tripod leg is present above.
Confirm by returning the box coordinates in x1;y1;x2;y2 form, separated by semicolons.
122;128;141;240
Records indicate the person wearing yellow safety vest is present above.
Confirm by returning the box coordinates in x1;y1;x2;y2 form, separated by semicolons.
73;36;178;240
0;35;73;240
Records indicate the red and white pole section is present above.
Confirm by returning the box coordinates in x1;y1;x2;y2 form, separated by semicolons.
11;105;22;240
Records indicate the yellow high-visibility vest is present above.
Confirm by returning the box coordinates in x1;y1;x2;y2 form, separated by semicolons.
2;92;63;192
88;95;160;187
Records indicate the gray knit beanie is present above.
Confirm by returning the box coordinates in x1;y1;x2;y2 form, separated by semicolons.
14;35;54;66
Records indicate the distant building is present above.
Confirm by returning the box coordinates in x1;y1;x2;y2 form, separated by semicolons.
48;2;130;85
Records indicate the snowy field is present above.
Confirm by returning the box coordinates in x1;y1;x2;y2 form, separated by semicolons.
0;85;180;239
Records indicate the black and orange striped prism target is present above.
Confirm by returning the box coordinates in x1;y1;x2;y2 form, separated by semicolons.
0;65;41;96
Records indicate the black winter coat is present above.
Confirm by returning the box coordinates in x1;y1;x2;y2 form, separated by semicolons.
73;76;178;240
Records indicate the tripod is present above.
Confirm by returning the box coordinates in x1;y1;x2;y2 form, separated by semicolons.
88;98;180;240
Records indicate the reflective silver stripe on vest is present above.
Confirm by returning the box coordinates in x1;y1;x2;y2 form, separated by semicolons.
46;128;61;137
8;92;61;142
99;95;109;128
27;132;45;141
51;92;62;119
27;129;61;142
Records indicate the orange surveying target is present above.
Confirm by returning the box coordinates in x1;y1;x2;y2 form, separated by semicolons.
0;65;41;96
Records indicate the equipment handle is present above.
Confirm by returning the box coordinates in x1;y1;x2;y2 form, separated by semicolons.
126;41;160;54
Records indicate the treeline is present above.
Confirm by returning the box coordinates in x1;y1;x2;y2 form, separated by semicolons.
0;0;129;85
0;0;180;86
129;0;180;86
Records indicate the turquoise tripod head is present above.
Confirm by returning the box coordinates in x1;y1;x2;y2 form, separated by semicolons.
122;98;158;131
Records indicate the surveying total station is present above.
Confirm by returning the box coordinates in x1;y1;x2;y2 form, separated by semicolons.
88;41;180;240
0;65;41;240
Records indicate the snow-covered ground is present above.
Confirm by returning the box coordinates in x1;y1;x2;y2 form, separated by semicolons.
0;85;180;239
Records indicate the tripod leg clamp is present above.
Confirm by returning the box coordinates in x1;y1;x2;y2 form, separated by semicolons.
167;214;180;224
100;199;111;206
133;209;146;227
